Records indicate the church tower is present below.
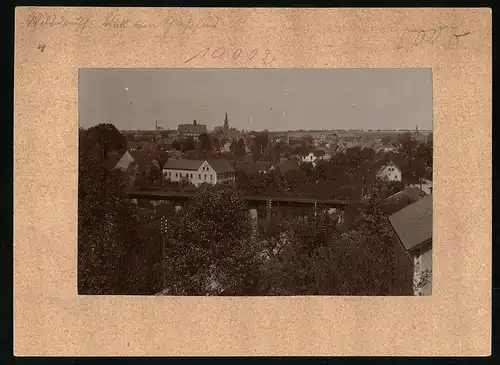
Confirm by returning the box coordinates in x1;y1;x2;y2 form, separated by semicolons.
223;110;229;134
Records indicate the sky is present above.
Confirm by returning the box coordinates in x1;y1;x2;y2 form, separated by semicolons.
78;68;432;131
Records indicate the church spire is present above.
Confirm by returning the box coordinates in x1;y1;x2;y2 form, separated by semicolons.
223;110;229;133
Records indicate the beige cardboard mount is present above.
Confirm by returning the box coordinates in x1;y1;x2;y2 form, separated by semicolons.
14;7;492;356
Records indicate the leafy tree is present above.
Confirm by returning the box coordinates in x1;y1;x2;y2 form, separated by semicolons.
251;144;262;162
153;150;169;168
84;123;127;164
236;138;246;156
198;133;212;152
255;132;269;149
162;184;260;295
172;139;182;151
212;135;221;150
258;195;409;295
78;134;139;294
183;137;196;152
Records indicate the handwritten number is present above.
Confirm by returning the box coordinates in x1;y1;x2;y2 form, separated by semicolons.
450;31;471;46
397;25;470;51
248;49;259;60
186;47;275;64
211;47;226;59
232;48;242;60
37;44;46;52
185;47;210;64
262;49;275;65
410;30;426;46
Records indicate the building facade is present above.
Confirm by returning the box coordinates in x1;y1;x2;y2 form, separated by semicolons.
376;161;402;182
163;158;236;187
388;195;433;296
177;120;208;139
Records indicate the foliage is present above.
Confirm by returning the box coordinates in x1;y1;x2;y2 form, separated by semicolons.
162;184;260;295
78;130;140;294
83;123;127;164
256;195;400;295
198;133;212;151
172;139;182;150
414;268;432;295
251;144;262;161
183;137;196;152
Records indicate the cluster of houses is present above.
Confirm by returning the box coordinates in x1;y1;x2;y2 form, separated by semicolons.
115;116;432;296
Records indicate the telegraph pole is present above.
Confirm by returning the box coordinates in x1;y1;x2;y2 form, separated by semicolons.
160;216;166;292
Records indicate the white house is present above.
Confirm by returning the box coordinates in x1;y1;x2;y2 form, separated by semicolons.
300;152;318;166
220;141;232;153
162;158;236;187
376;161;402;182
388;195;432;295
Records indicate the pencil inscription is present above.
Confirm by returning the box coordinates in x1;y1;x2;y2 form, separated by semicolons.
185;46;276;65
396;25;472;50
26;12;92;33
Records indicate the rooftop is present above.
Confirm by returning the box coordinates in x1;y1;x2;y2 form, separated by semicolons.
388;194;432;251
208;159;236;173
163;159;204;170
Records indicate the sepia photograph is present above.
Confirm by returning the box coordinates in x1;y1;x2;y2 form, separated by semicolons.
78;68;433;297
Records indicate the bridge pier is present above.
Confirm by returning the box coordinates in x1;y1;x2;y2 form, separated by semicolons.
266;199;272;223
249;207;258;236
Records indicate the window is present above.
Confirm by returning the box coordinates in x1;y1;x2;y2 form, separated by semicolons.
204;174;207;180
176;173;178;177
210;174;213;180
190;173;193;179
198;174;201;179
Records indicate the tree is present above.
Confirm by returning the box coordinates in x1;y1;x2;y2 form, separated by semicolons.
153;150;169;168
258;195;410;295
162;184;260;295
251;144;262;162
78;135;139;294
236;138;246;156
212;135;221;150
255;132;269;149
198;133;212;152
172;139;182;151
84;123;127;164
183;137;196;152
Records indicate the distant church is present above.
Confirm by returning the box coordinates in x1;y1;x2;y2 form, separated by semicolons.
215;110;240;140
223;110;229;134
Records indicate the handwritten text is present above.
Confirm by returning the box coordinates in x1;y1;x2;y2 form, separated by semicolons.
26;12;92;33
185;46;277;66
396;25;471;50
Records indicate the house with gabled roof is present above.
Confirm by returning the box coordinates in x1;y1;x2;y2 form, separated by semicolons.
162;158;236;187
376;161;402;182
388;194;432;296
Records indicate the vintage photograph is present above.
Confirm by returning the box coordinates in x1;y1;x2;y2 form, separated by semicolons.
78;68;433;297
